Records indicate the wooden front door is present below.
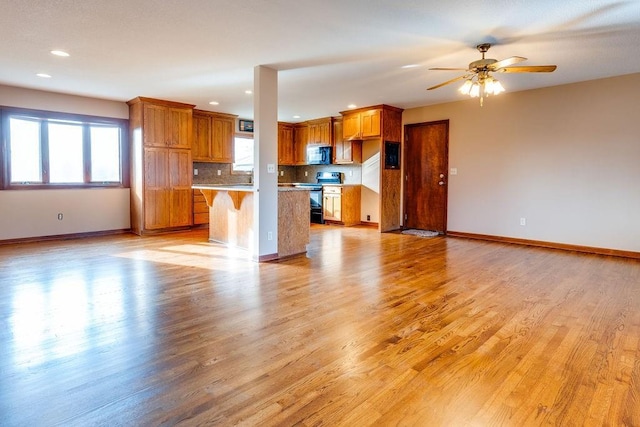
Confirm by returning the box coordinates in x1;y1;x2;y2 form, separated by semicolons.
403;120;449;233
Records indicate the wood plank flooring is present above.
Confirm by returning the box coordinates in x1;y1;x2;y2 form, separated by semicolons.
1;225;639;426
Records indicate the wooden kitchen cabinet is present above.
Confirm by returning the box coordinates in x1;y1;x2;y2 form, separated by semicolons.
307;117;332;145
192;110;237;163
278;122;295;165
333;117;362;164
322;185;361;226
341;108;381;140
294;123;308;165
128;97;195;235
193;190;209;225
142;101;192;148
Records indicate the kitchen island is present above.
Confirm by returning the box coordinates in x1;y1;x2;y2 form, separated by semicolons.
193;184;310;259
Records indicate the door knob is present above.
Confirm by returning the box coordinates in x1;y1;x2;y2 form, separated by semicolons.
438;181;445;186
439;173;445;178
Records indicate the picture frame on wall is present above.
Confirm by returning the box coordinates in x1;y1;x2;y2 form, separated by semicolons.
239;119;254;132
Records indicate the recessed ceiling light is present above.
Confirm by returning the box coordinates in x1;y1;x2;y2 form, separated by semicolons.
209;101;219;105
293;115;301;119
36;73;52;78
401;64;419;69
245;90;253;95
347;104;357;109
51;50;70;57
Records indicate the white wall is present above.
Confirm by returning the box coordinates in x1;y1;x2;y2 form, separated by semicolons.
403;73;640;253
0;189;130;240
0;84;129;118
361;140;380;223
0;86;131;240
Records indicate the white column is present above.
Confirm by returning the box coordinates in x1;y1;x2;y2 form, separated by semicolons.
252;65;279;261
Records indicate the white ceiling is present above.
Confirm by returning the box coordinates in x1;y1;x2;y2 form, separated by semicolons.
1;1;639;121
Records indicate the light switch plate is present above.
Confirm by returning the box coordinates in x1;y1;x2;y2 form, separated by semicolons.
267;164;275;173
450;168;458;175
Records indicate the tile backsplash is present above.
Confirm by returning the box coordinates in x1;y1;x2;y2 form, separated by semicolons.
192;163;251;185
193;162;362;185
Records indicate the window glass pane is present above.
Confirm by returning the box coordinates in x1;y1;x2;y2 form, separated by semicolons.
9;118;42;183
49;122;84;183
233;137;254;172
90;126;121;182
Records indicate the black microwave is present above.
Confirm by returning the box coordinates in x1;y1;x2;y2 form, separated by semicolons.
307;145;332;165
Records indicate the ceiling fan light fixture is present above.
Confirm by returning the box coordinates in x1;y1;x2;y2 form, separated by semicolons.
469;83;480;98
484;77;505;96
458;79;473;95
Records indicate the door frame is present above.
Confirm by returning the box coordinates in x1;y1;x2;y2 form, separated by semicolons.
402;119;449;233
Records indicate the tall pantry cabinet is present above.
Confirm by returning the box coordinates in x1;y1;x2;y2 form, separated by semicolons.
127;97;195;235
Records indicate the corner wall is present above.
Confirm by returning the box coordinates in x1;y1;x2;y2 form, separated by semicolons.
403;73;640;253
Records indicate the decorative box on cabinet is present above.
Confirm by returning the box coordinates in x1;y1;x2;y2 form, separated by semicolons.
128;97;195;235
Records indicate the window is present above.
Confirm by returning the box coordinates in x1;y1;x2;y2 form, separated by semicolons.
232;136;254;173
2;108;127;188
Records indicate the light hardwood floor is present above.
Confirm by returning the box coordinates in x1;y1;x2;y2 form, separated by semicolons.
1;225;639;426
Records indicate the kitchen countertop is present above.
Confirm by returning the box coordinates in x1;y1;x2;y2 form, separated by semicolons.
193;184;309;192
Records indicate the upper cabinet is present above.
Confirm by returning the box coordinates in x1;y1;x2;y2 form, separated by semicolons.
141;101;192;149
294;123;309;165
333;117;362;164
192;110;237;163
278;122;295;165
342;108;381;140
307;117;333;146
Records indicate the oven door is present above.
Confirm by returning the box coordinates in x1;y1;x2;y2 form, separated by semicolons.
309;189;324;223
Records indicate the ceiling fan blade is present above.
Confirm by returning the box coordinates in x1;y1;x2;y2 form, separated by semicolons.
429;67;468;71
489;56;527;70
499;65;557;73
427;74;469;90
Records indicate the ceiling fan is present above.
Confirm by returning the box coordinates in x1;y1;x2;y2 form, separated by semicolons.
427;43;557;105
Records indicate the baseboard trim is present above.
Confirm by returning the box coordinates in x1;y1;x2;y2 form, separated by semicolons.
0;229;131;246
447;231;640;260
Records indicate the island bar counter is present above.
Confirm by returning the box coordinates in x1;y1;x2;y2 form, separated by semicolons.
193;185;310;259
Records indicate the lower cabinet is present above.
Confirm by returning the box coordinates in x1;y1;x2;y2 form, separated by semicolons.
141;148;192;231
193;190;209;225
322;185;361;226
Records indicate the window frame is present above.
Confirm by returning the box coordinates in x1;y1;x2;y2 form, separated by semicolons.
1;106;129;190
231;134;254;175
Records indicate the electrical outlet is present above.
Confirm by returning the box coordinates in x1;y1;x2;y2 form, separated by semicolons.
280;170;284;176
367;215;370;221
267;231;273;240
304;171;308;177
349;170;353;177
194;168;198;176
217;170;221;176
520;218;526;226
57;213;63;220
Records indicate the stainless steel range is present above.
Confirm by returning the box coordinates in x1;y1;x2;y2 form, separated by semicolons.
294;172;342;224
